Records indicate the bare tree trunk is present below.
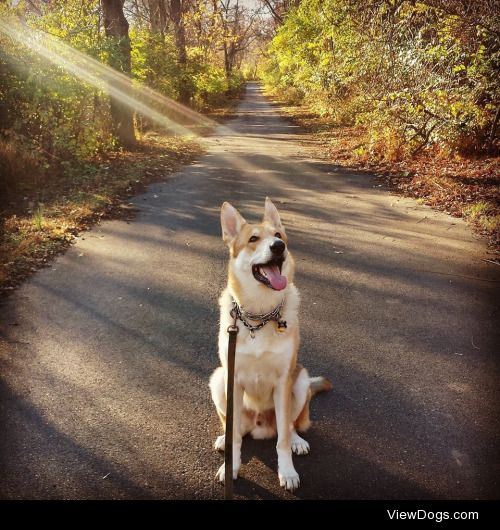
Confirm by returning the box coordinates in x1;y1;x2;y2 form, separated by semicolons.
223;41;231;77
148;0;167;34
225;41;238;77
170;0;190;104
487;105;499;153
218;1;231;77
101;0;136;147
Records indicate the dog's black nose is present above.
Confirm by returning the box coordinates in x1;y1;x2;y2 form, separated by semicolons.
270;239;285;255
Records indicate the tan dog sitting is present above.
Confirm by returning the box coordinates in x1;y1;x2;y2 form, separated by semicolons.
209;197;331;491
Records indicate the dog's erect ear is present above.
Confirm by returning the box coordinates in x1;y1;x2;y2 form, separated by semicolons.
263;197;284;232
221;202;246;243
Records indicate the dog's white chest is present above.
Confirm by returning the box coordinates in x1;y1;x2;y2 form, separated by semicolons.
234;327;294;400
234;336;292;409
235;324;291;357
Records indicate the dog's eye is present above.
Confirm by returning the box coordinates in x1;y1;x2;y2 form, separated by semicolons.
275;232;282;239
249;235;259;243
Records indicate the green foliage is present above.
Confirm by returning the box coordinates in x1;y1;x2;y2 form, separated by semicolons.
464;201;490;220
192;62;244;108
262;0;499;157
0;0;116;189
32;203;45;231
131;29;180;99
130;32;244;112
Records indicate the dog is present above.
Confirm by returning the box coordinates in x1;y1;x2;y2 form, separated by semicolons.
209;197;332;492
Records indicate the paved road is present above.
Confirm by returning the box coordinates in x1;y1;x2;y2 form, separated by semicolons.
1;83;499;500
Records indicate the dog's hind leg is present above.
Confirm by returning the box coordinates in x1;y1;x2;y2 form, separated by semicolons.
290;369;333;454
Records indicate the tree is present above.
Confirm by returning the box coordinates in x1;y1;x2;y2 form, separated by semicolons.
148;0;168;34
101;0;136;147
259;0;300;27
218;0;261;77
170;0;190;103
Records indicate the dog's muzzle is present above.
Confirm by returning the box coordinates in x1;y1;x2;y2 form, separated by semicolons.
252;252;287;291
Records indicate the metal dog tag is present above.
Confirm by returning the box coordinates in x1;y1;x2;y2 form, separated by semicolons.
277;320;287;332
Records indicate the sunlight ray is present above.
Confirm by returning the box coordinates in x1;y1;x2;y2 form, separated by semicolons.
0;17;214;137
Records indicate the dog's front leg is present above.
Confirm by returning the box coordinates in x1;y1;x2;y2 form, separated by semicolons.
216;381;243;482
274;377;300;491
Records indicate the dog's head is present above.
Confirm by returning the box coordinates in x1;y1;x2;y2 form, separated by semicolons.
220;197;294;292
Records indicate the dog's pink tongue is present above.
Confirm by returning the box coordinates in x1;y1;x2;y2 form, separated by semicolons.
262;264;287;291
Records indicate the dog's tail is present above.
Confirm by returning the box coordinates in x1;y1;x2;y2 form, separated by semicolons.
310;376;333;397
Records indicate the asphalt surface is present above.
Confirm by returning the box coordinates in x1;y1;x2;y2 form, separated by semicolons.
1;83;499;500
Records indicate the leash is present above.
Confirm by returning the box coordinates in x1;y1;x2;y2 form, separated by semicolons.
225;313;238;500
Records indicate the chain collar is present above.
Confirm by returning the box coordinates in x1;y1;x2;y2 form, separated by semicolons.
230;298;287;338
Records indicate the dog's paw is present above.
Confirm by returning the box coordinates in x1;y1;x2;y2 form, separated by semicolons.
291;433;310;455
278;467;300;492
215;463;239;483
214;434;225;452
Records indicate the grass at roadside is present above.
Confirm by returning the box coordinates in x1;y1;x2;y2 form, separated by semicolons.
268;96;500;252
0;134;203;295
